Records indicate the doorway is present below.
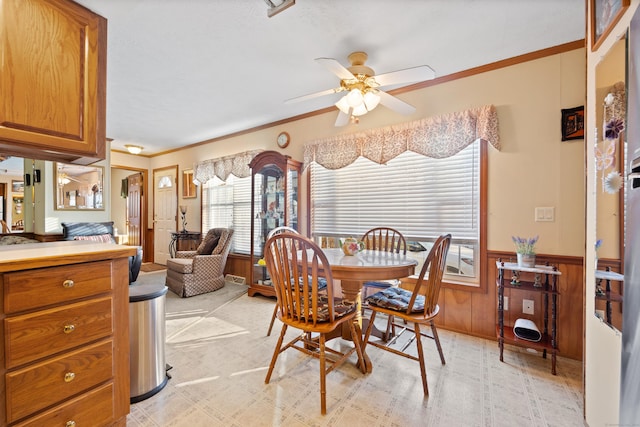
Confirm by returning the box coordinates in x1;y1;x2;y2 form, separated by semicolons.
153;166;178;265
111;166;147;260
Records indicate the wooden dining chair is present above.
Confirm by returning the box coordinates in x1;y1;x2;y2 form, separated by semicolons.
265;226;299;336
362;233;451;396
264;232;366;414
360;227;408;339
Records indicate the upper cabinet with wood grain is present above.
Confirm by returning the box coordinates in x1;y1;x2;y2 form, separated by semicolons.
0;0;107;165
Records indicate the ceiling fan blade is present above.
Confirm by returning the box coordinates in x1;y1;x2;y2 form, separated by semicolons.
334;110;351;127
378;91;416;115
285;87;341;104
373;65;435;87
315;57;356;80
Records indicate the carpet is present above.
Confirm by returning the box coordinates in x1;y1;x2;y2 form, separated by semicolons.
140;263;166;272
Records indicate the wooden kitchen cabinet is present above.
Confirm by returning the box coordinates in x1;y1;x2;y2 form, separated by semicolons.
0;0;107;164
0;241;135;426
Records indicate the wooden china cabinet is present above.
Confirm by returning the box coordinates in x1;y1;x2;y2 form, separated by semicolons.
248;151;301;297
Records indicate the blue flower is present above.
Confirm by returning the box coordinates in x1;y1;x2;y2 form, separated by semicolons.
512;235;538;255
605;118;625;140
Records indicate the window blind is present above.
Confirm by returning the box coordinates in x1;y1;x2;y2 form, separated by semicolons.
202;175;253;254
310;140;479;243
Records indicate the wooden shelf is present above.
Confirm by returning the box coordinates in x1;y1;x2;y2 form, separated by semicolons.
496;258;559;375
496;278;559;294
495;325;557;353
595;291;623;303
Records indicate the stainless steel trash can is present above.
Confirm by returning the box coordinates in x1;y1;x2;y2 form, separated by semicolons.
129;283;169;403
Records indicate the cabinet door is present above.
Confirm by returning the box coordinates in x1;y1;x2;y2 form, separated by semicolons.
0;0;107;164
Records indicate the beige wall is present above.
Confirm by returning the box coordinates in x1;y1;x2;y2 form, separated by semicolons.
115;46;587;258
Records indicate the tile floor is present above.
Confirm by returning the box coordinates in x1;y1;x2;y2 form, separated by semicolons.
127;271;585;427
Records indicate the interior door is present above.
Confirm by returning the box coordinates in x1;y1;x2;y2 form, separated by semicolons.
127;172;143;247
153;167;178;265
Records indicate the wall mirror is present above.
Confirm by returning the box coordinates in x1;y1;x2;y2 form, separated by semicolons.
594;35;627;332
54;162;104;210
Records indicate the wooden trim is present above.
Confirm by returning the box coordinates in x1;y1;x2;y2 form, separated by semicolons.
143;40;585;158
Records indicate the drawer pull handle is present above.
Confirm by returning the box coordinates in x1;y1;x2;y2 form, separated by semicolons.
64;372;75;382
63;324;75;334
66;421;76;427
62;279;75;288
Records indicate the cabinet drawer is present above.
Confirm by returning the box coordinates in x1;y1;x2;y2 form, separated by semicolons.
5;297;113;368
6;340;113;423
13;382;114;427
4;261;113;313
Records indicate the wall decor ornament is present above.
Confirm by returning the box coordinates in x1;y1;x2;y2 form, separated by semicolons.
561;106;585;141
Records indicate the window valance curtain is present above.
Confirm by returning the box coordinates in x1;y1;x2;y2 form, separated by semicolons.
303;104;500;169
194;149;263;183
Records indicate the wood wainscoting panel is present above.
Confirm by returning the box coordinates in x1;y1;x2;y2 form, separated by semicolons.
441;288;472;332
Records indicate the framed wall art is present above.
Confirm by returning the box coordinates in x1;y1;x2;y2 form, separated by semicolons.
591;0;630;51
561;106;585;141
11;180;24;193
182;169;197;198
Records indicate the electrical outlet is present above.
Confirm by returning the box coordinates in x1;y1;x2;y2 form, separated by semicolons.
523;299;534;315
504;296;509;311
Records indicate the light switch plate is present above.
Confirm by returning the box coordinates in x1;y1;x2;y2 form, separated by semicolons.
535;207;554;222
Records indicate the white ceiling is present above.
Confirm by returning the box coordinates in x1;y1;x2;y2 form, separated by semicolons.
4;0;585;168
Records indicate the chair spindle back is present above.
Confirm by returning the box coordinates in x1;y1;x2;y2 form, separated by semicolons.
361;227;407;254
264;233;336;327
407;234;451;316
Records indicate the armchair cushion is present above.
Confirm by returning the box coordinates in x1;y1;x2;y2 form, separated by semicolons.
197;235;219;255
73;234;114;243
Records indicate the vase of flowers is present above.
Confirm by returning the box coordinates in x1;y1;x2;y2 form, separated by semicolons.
512;235;538;267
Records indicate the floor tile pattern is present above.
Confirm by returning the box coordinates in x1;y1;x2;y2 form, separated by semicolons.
127;271;584;427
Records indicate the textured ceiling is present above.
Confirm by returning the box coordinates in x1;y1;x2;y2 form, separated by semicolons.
20;0;586;161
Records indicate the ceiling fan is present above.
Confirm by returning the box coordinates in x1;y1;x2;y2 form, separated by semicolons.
285;51;435;126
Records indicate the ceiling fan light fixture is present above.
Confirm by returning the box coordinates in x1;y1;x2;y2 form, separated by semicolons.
346;88;364;107
363;90;381;111
335;96;351;115
125;144;143;155
352;103;369;117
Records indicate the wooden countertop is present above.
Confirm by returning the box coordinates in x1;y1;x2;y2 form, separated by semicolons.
0;240;137;272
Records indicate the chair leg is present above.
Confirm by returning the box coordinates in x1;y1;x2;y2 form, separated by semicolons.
265;324;288;384
349;322;367;374
319;333;327;415
431;320;446;365
362;310;378;352
414;323;429;395
266;304;278;336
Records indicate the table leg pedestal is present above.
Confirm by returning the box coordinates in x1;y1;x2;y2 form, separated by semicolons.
340;280;372;373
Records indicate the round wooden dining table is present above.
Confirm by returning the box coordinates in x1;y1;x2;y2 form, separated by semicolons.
319;248;418;372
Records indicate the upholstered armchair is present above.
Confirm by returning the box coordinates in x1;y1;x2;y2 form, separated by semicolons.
165;228;234;297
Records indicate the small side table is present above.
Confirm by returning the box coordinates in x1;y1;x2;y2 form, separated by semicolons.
169;231;201;258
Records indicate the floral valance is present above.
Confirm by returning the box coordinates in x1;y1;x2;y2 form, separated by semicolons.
303;104;500;169
194;149;263;183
